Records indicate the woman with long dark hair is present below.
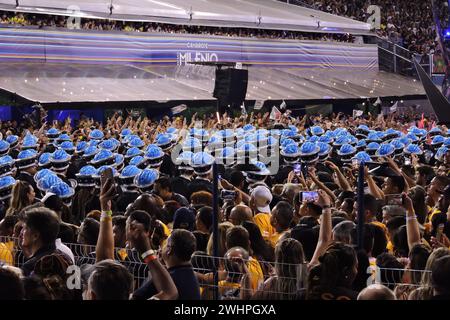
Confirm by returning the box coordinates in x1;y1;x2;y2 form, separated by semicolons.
6;181;35;216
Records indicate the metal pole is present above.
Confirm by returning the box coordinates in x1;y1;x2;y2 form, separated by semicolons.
357;161;365;250
212;162;219;300
393;45;397;74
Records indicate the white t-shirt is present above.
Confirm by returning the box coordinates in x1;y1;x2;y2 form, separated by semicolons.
55;238;75;264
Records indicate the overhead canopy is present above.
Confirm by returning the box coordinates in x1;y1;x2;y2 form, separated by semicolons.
0;0;373;34
0;63;425;104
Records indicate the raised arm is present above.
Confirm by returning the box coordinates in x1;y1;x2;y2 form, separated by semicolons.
403;193;421;251
130;223;178;300
365;166;385;200
325;161;352;192
96;177;116;262
309;190;332;268
308;167;337;203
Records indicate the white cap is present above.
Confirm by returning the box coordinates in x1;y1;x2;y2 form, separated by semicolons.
251;185;273;213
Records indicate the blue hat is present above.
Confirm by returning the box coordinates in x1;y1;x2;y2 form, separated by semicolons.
216;146;235;162
337;144;357;158
404;144;423;155
444;137;450;147
435;146;449;162
192;152;215;175
247;161;271;177
60;141;75;153
91;149;115;166
281;143;301;160
366;132;382;143
0;140;10;155
182;137;202;152
317;142;332;161
34;169;55;183
134;168;159;189
366;142;380;153
89;129;104;140
307;135;320;143
16;149;37;169
119;165;142;186
83;146;100;159
356;139;367;151
112;154;124;170
352;151;373;164
310;126;324;136
94;166;119;179
218;129;235;140
431;135;445;146
334;135;351;147
318;135;333;144
57;134;71;143
281;129;296;139
75;165;98;188
243;124;255;132
298;142;320;163
145;145;164;168
173;207;196;231
0;155;15;177
237;142;257;154
280;138;296;149
0;176;15;200
155;134;173;150
51;149;71;171
429;127;442;137
166;127;178;135
48;182;75;199
175;151;195;168
5;135;18;148
376;143;395;157
190;128;209;142
356;125;370;138
120;128;133;137
89;140;100;147
399;136;411;146
38;152;52;168
37;174;62;192
129;155;146;168
46;128;60;138
128;137;145;149
125;147;144;159
390;139;406;156
99;139;118;151
207;135;223;149
22;133;39;149
120;165;142;179
76;141;88;154
406;133;419;143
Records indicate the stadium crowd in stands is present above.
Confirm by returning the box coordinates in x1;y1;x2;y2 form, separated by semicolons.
301;0;436;54
0;10;355;43
0;106;449;300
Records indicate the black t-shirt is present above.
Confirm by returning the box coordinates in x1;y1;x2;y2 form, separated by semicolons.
309;286;358;300
21;244;58;276
132;264;201;300
171;176;191;200
187;179;213;200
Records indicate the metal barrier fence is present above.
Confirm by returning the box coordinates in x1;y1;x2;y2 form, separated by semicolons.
0;236;435;299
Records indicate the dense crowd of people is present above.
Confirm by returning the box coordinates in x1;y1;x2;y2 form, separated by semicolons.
0;10;356;44
0;108;449;300
301;0;437;54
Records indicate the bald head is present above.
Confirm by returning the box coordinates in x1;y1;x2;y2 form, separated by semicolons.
357;284;396;300
229;205;253;226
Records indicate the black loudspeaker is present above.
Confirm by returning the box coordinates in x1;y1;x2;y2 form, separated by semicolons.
213;68;248;108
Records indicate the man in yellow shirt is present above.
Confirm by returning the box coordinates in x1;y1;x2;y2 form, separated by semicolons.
250;186;275;241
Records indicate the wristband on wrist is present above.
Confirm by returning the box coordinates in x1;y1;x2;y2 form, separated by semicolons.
100;215;112;222
141;249;156;260
102;210;113;217
406;215;417;221
322;205;331;210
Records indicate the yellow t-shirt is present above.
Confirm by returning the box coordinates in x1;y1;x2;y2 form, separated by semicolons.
0;241;14;266
253;213;275;241
247;257;264;291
